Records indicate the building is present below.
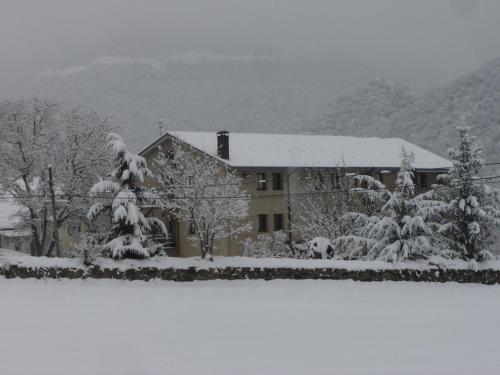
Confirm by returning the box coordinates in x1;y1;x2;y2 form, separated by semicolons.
0;200;31;253
0;197;85;255
140;131;452;257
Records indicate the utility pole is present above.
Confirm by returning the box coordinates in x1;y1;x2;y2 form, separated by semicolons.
158;119;164;137
286;172;295;256
48;165;62;257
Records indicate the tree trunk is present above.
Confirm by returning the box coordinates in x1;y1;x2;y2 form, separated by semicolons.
199;235;213;261
48;166;62;257
45;239;56;257
29;213;43;257
200;239;207;259
207;246;214;261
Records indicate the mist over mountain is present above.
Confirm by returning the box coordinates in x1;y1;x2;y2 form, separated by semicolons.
313;58;500;171
4;48;500;171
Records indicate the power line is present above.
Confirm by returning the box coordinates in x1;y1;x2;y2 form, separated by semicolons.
3;170;500;196
2;168;500;203
2;160;500;192
1;176;499;203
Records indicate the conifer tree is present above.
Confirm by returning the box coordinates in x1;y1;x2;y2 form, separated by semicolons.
88;133;167;259
334;148;444;262
434;127;500;260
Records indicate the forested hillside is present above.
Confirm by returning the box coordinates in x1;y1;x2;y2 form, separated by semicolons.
315;58;500;171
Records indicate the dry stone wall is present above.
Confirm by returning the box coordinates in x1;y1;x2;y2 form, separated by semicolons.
1;264;500;284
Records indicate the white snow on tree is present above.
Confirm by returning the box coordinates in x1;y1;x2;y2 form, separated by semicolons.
290;167;386;245
290;168;355;243
88;133;167;259
153;139;251;260
334;147;447;262
69;234;103;266
0;99;113;257
427;126;500;260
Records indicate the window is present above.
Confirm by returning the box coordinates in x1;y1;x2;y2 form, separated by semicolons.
68;222;81;237
378;173;385;185
256;173;267;191
331;173;340;188
187;220;196;235
164;150;174;160
273;214;284;232
420;173;429;189
313;172;326;191
272;173;283;190
257;214;268;232
378;171;392;187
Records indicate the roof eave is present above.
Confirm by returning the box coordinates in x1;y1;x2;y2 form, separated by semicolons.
227;165;450;171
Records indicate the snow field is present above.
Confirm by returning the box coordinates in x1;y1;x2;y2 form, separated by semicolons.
1;278;500;374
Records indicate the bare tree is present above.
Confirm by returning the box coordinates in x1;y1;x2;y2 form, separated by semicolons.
153;140;251;260
55;109;113;224
290;167;363;242
0;98;113;256
242;231;292;258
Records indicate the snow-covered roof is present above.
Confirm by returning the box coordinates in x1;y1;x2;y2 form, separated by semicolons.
0;229;31;238
144;131;452;170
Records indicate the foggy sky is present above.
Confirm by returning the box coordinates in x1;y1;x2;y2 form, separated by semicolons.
2;0;500;89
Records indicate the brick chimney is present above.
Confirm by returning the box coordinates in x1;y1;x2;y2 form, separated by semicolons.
217;130;229;160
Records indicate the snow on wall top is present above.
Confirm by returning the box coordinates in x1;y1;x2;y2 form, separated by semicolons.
165;131;452;170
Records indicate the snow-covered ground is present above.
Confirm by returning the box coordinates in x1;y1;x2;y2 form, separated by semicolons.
1;278;499;375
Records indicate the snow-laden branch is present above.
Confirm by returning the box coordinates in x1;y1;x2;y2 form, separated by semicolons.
153;141;251;259
87;133;164;259
89;180;121;196
0;99;113;256
333;147;446;262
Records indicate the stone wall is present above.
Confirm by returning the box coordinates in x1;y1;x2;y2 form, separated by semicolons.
1;264;500;284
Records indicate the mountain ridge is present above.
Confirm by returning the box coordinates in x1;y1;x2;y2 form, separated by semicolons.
312;58;500;171
5;56;349;152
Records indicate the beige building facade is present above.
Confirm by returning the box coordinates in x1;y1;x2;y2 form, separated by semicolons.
140;131;451;257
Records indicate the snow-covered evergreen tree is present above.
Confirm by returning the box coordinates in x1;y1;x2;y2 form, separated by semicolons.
334;148;445;262
87;133;167;259
430;127;500;260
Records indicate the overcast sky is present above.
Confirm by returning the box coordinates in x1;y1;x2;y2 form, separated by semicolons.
1;0;500;89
